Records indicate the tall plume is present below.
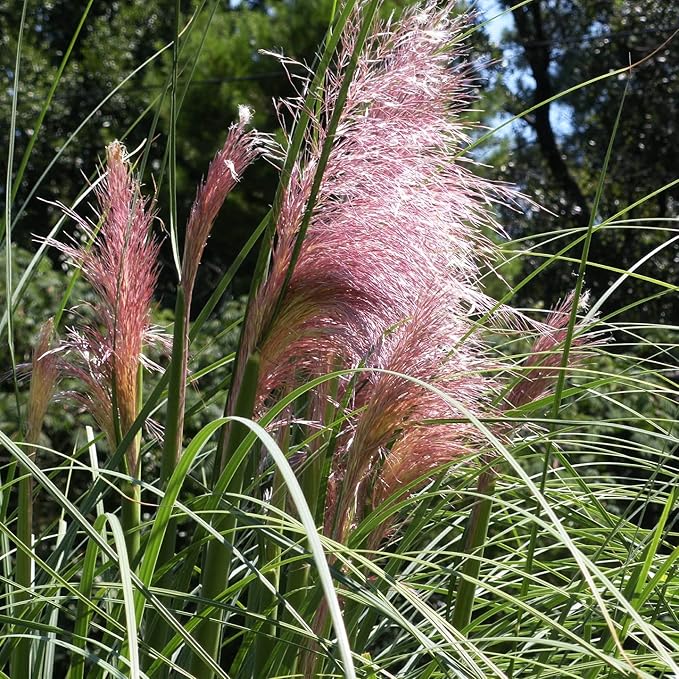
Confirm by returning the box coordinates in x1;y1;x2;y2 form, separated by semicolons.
49;142;160;474
215;2;521;556
229;0;601;549
236;1;506;410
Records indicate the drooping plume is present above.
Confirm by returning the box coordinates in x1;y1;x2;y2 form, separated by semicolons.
327;294;496;541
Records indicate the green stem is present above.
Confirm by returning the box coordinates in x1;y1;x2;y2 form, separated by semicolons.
507;83;625;677
11;447;35;679
595;484;679;679
189;352;261;678
301;389;333;522
160;286;189;485
346;478;447;656
67;514;108;679
146;286;188;667
451;469;496;631
265;0;381;332
249;466;285;679
121;364;144;564
121;481;141;566
284;393;331;635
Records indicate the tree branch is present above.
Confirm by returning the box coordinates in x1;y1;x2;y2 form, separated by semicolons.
509;1;591;225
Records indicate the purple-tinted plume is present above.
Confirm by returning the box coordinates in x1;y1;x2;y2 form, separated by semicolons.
231;1;602;550
506;292;601;410
326;294;496;541
50;142;160;472
236;1;509;412
182;107;263;306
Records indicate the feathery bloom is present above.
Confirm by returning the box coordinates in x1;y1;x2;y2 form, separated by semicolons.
232;1;601;549
182;107;264;306
506;292;600;409
326;293;496;541
161;111;264;472
363;292;602;526
226;3;521;536
50;142;160;473
236;1;507;412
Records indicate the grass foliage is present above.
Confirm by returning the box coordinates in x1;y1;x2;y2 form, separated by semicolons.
1;1;678;678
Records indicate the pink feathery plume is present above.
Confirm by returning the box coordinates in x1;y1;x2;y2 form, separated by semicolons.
162;110;264;469
505;292;601;409
58;326;120;446
326;293;497;542
235;1;510;414
365;291;601;542
181;106;264;305
50;142;160;472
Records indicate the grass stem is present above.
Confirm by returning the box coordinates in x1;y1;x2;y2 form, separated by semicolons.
189;351;261;678
145;285;188;667
452;468;495;631
11;448;35;679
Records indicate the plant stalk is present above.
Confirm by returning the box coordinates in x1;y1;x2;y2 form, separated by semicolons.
11;444;36;679
451;468;495;631
145;285;188;667
249;465;285;679
120;363;144;564
189;351;261;678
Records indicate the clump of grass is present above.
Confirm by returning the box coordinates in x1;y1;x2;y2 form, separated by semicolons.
1;1;677;679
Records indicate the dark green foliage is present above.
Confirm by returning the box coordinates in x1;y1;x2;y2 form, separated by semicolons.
487;0;678;320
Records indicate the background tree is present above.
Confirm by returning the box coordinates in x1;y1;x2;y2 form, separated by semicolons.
485;0;678;321
0;0;178;244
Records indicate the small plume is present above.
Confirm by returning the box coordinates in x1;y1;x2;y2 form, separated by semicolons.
26;319;60;446
182;114;263;305
505;292;601;410
164;113;264;472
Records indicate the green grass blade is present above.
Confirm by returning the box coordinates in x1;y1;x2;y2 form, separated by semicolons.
511;75;631;674
9;0;96;207
190;352;261;678
106;514;141;679
451;470;496;631
67;514;108;679
230;416;357;679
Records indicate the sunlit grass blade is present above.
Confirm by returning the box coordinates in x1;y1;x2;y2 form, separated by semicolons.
105;514;141;678
229;416;356;679
512;77;630;670
189;352;261;677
